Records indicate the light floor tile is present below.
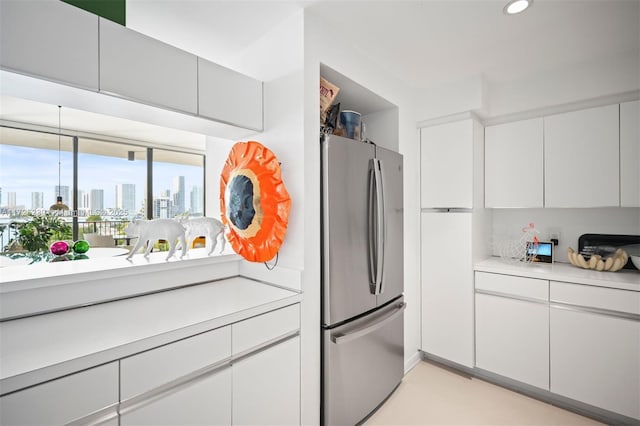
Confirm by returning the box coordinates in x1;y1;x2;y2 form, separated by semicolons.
364;360;603;426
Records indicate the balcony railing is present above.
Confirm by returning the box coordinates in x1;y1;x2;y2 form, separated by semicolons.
1;220;131;251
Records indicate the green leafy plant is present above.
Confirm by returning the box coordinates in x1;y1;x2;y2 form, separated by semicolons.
16;213;72;252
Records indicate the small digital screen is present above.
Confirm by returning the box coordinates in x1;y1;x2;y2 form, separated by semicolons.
529;243;552;256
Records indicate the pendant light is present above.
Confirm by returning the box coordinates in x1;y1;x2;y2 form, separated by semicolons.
49;105;69;211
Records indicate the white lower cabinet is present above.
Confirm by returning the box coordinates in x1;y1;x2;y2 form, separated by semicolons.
421;212;475;367
0;362;118;426
233;336;301;426
0;303;301;426
120;326;232;426
550;282;640;420
120;368;232;426
475;272;549;390
120;303;301;426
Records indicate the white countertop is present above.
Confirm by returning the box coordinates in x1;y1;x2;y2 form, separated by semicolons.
0;277;302;395
0;246;240;293
475;257;640;292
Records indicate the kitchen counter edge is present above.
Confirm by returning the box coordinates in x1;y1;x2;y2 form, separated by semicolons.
475;257;640;292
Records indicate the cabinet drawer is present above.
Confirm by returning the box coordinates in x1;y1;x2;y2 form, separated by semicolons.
475;272;548;301
550;281;640;315
0;362;118;426
232;304;300;355
121;326;230;399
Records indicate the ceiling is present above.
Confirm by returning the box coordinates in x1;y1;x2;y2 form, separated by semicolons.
2;0;638;147
127;0;640;90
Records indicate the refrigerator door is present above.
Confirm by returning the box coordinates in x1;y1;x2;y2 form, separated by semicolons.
322;297;405;426
322;135;377;326
375;146;404;307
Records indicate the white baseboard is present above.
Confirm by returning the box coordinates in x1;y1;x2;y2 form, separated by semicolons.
404;350;422;375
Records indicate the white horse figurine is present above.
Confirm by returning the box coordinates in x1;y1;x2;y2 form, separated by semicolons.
124;219;187;260
179;217;226;255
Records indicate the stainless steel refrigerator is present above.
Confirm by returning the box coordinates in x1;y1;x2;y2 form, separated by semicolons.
321;134;405;426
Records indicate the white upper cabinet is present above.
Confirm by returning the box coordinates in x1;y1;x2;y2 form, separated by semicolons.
544;104;620;207
485;118;544;208
620;100;640;207
99;18;198;115
0;0;99;90
198;58;263;131
420;119;477;208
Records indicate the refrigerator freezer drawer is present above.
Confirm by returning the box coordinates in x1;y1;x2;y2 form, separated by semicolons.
322;298;405;426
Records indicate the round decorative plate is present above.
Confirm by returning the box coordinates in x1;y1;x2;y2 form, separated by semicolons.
220;141;291;262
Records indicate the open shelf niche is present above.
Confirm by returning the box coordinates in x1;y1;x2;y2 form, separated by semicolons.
320;63;399;152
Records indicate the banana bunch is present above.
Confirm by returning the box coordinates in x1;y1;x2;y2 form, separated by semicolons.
567;247;628;272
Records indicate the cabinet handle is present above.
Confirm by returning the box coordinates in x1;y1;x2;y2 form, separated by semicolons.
65;403;119;426
550;302;640;322
475;289;548;305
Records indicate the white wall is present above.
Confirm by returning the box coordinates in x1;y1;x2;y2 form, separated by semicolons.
205;136;234;220
487;51;640;118
492;208;640;264
415;48;640;122
415;74;486;122
223;12;305;273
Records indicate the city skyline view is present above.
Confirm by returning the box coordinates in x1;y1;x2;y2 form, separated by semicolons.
0;143;205;218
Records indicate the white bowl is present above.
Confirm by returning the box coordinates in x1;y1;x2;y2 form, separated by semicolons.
631;255;640;271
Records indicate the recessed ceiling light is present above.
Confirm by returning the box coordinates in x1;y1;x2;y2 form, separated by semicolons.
503;0;533;15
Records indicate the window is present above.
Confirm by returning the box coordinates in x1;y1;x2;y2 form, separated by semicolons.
0;126;206;256
77;139;147;220
0;127;74;212
152;149;205;219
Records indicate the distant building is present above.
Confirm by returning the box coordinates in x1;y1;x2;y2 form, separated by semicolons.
31;192;44;209
153;194;172;219
116;183;136;218
172;176;185;215
190;186;203;216
7;192;17;208
90;189;104;212
79;190;89;210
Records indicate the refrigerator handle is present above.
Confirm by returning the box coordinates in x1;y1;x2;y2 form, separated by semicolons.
373;158;385;295
368;160;377;290
331;302;406;345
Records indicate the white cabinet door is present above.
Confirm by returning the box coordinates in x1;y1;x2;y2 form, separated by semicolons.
0;363;118;426
420;212;474;367
120;326;232;425
485;118;544;208
120;368;232;426
198;58;263;131
99;18;198;114
420;120;474;208
121;327;231;398
233;336;300;426
550;308;640;420
475;292;549;390
544;104;620;207
620;100;640;207
0;0;99;90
